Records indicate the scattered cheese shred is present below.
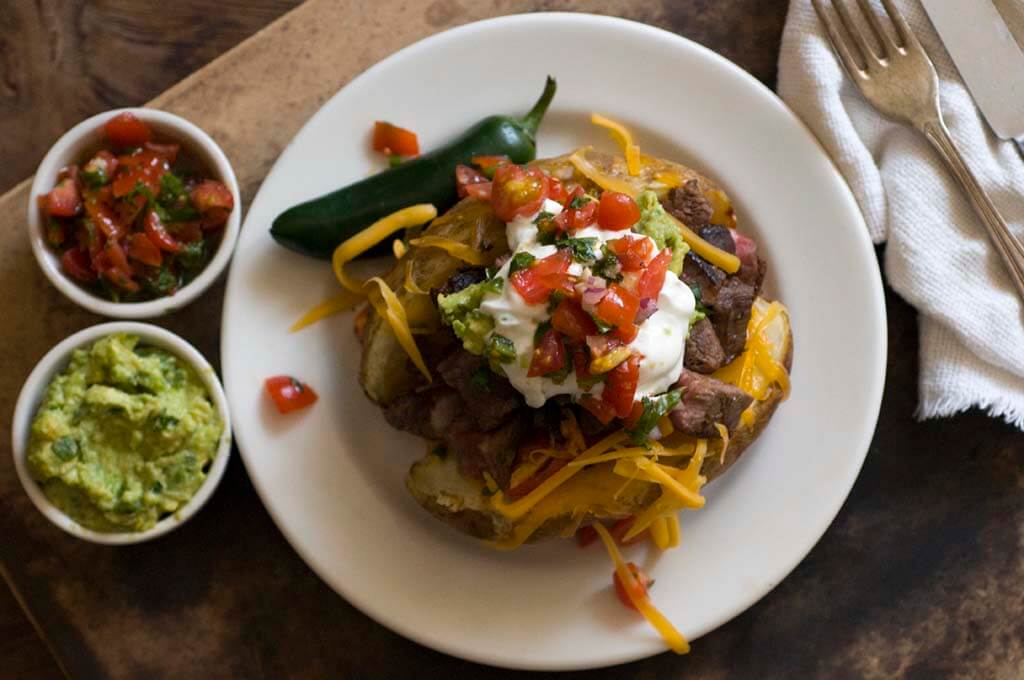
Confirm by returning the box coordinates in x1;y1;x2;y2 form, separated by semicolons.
590;113;641;176
667;214;741;274
289;289;365;332
392;239;407;259
567;444;661;468
714;423;730;466
364;276;431;382
592;523;690;655
403;261;431;295
568;148;640;196
666;513;681;548
618;458;705;509
650;517;671;550
408;235;488;265
332;204;437;293
492;431;626;519
625;441;707;541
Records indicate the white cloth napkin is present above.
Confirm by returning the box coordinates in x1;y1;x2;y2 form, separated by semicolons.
778;0;1024;428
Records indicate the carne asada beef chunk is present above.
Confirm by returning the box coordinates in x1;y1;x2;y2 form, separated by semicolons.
684;317;727;374
732;230;766;292
680;225;736;303
432;267;487;298
445;412;527;490
436;350;523;430
384;387;463;440
666;180;713;228
711;277;755;361
670;369;754;437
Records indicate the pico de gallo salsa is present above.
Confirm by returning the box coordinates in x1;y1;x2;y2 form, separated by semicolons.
38;112;234;302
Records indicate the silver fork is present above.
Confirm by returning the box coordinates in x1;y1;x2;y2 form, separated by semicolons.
812;0;1024;304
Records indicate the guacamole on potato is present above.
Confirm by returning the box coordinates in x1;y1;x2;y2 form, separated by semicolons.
27;333;223;533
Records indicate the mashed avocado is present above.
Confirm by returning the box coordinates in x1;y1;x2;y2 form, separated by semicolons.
27;334;223;533
635;190;689;275
437;278;502;355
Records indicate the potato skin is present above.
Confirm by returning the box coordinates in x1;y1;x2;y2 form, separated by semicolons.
406;306;793;544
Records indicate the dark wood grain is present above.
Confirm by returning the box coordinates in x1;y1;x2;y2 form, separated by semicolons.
2;1;1023;679
0;0;303;195
0;1;301;676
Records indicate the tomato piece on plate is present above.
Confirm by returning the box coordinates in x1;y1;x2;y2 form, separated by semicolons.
608;236;654;272
143;210;182;253
265;375;319;414
602;353;640;418
551;298;597;341
613;562;654;611
372;121;419;156
638;248;673;300
527;328;566;378
127;233;163;267
61;248;96;282
104;112;152;147
491;164;549;222
598;191;641;231
44;178;82;218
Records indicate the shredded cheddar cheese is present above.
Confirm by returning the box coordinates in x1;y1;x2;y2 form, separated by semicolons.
650;517;671;550
590;114;642;176
666;513;681;548
364;276;431;382
568;149;640;196
332;204;437;293
592;523;690;654
392;239;407;259
289;290;365;332
408;235;489;265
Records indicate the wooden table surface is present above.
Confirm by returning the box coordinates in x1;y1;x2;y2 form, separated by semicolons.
2;1;1023;678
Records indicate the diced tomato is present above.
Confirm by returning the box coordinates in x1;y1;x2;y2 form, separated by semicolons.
112;151;167;198
143;210;182;253
372;121;419;156
100;262;139;292
579;394;617;425
602;353;640;418
551;298;597;341
103;240;133;275
595;283;640;332
597;191;640;230
190;180;233;212
83;193;126;240
507;456;569;500
167;220;203;243
104;112;152;147
576;524;599;547
265;375;319;414
470;155;508;172
613;562;654;611
43;178;82;218
527;328;566;377
638;248;673;300
464;182;492;201
555;186;599;233
609;516;646;545
142;141;180;163
455;164;488;198
82;151;117;183
114;192;148;227
547;177;569;205
510;249;572;305
127;233;163;267
57;165;79;183
572;347;596;388
45;219;68;247
60;248;96;282
608;236;654;272
491;164;549;222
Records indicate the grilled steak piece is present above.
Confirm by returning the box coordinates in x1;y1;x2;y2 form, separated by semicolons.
436;350;523;431
684;317;727;374
670;369;753;437
384;387;463;440
711;277;755;362
733;230;766;293
445;412;527;490
665;179;713;228
432;268;487;298
699;224;736;253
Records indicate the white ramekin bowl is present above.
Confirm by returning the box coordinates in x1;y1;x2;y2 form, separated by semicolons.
27;108;241;319
11;322;233;545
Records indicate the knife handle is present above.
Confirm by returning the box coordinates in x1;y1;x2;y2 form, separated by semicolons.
919;117;1024;309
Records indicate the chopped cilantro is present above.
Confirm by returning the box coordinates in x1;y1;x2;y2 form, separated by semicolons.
484;334;516;369
508;252;536;274
626;389;683;445
555;237;599;264
80;169;107;189
157;173;199;221
568;194;590;210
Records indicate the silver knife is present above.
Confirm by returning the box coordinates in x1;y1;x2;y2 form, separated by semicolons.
922;0;1024;155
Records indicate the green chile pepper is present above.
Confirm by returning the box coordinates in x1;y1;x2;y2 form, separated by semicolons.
270;77;557;259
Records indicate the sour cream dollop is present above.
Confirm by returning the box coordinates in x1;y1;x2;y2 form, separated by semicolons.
479;199;696;408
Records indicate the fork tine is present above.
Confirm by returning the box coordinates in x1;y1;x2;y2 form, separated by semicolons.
811;0;868;77
878;0;916;49
832;0;882;66
854;0;898;58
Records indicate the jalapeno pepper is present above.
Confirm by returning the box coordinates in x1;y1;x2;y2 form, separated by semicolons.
270;77;557;259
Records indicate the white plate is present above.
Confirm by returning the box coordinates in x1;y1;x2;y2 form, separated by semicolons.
222;13;886;671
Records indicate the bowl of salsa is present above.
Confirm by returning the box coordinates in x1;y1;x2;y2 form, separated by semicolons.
28;108;241;318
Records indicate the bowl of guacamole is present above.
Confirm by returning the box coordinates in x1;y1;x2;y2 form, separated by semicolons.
11;323;232;544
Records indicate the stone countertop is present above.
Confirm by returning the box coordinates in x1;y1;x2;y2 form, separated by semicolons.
1;1;1022;678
